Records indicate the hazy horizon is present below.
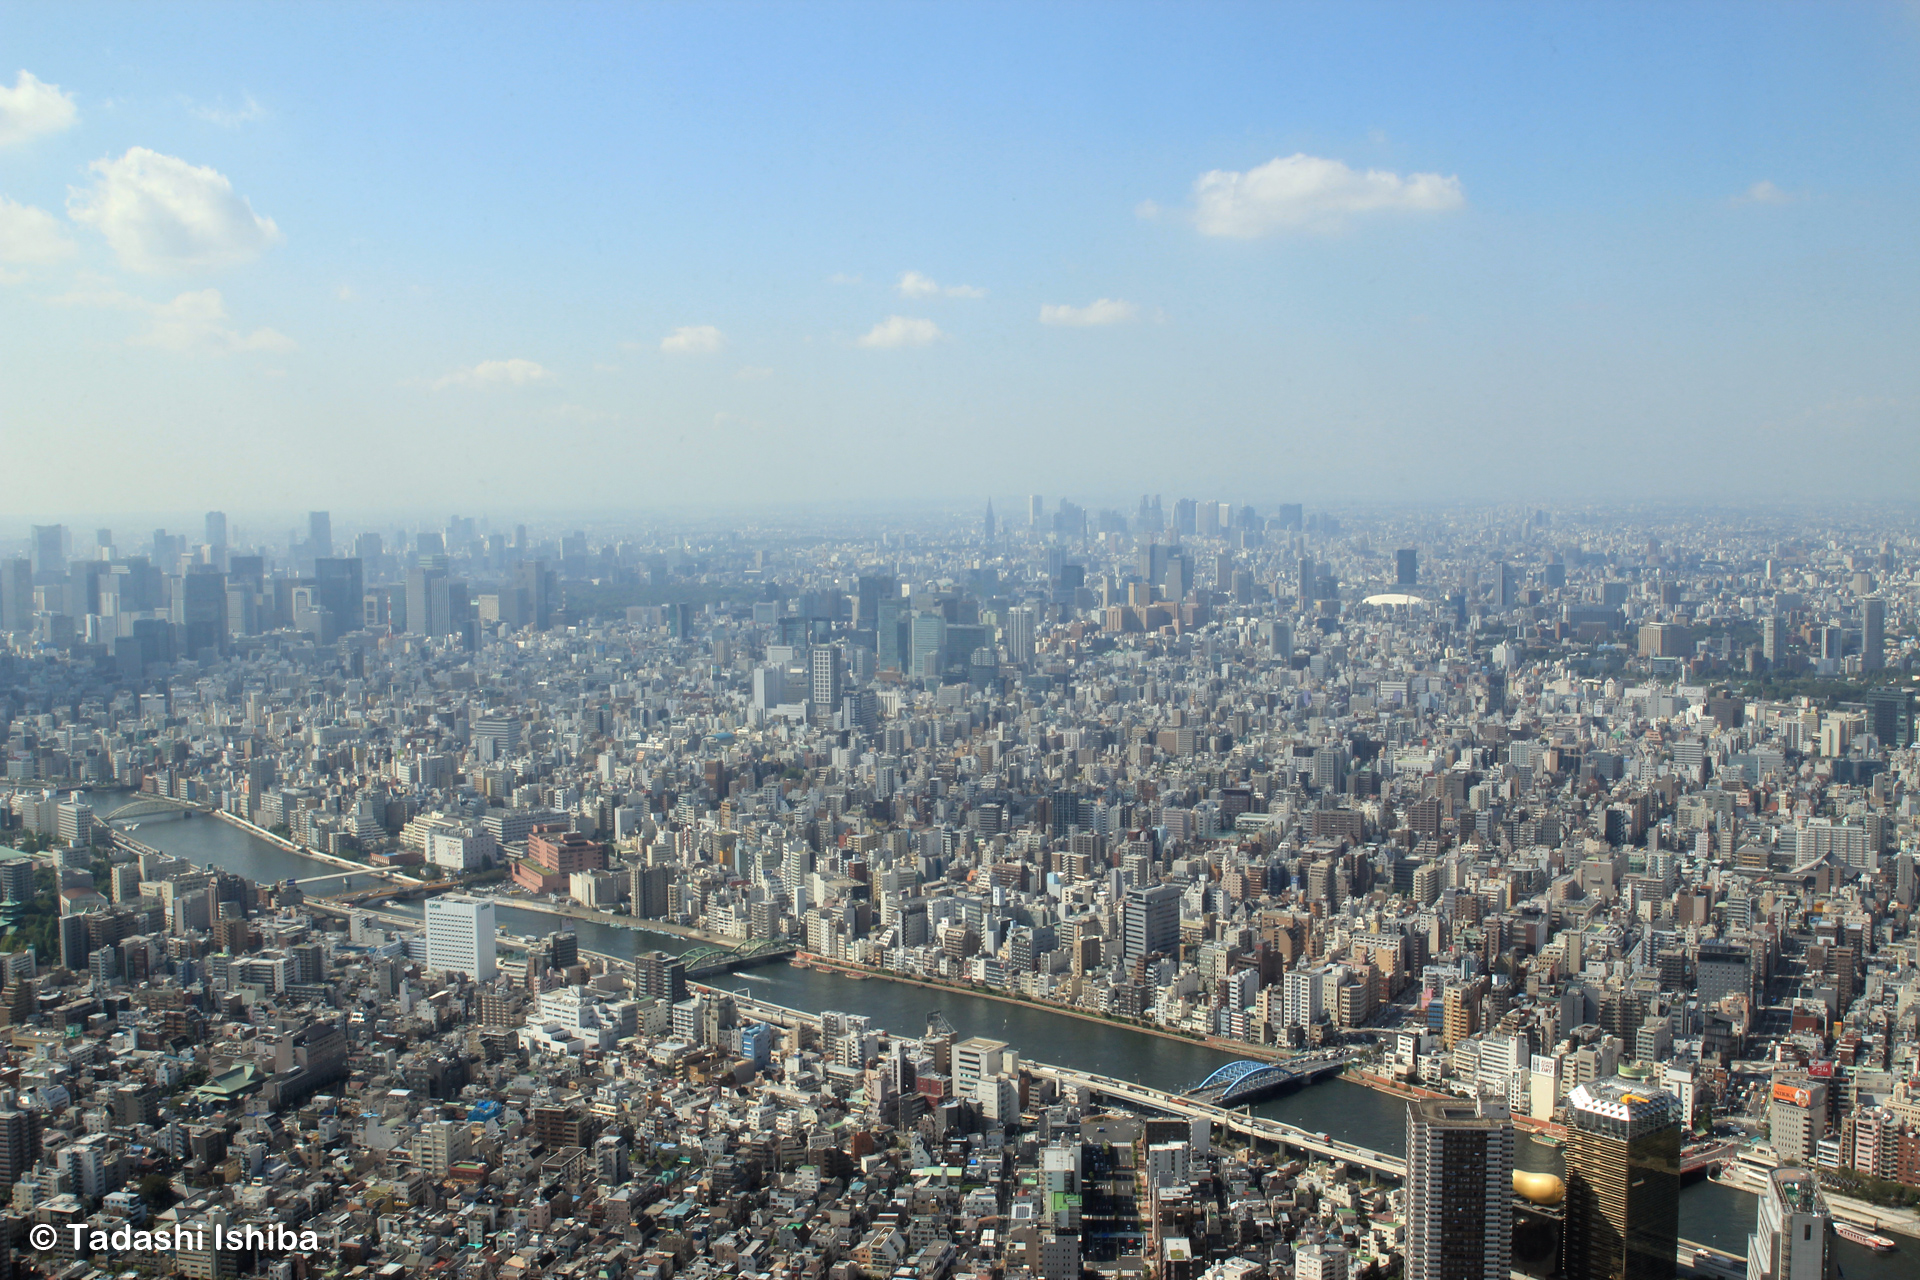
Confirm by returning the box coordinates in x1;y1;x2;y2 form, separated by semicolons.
5;3;1919;514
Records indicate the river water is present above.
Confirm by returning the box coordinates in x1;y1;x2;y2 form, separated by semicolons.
116;801;1904;1280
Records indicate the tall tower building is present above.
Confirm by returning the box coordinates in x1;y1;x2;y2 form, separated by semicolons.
204;511;228;550
307;511;333;557
1405;1095;1514;1280
1747;1167;1835;1280
983;500;996;542
1028;495;1044;527
1562;1077;1681;1280
424;895;496;981
1396;549;1419;587
1760;616;1782;662
810;644;843;712
1862;596;1885;669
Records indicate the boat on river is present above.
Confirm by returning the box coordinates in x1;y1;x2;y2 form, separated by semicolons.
1833;1223;1896;1253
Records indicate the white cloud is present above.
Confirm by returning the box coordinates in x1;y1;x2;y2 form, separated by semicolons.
188;93;267;128
53;286;294;354
734;365;774;381
1734;180;1796;205
1191;153;1464;236
0;197;78;265
1040;298;1138;327
0;71;77;147
661;324;725;354
433;358;553;390
898;270;986;298
335;284;355;302
67;146;283;272
856;315;943;348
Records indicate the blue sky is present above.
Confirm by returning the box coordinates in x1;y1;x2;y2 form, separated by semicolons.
3;2;1918;520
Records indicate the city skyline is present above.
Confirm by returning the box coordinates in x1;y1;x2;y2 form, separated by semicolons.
5;5;1920;512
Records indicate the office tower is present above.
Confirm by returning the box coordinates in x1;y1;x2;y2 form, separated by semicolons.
811;644;843;711
983;499;995;541
1862;596;1885;669
29;524;66;577
424;895;496;981
1747;1167;1834;1280
1818;626;1844;665
407;564;452;637
855;573;896;629
1006;606;1038;665
1396;549;1418;587
1767;1075;1828;1166
204;511;227;550
0;559;30;633
514;559;556;630
174;568;229;656
1896;851;1916;909
313;558;364;635
1122;884;1180;962
1562;1078;1681;1280
1297;556;1314;605
1761;616;1782;662
1497;563;1517;609
1028;495;1044;527
307;511;333;556
1864;688;1913;749
1405;1096;1514;1280
910;611;947;678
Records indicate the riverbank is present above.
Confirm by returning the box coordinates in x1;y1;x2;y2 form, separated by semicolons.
211;810;426;883
482;894;746;947
797;953;1309;1064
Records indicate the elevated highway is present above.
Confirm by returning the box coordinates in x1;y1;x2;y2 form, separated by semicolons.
718;991;1405;1176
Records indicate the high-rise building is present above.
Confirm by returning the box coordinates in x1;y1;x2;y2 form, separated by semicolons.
1861;596;1885;669
1122;884;1180;962
514;559;556;630
811;644;843;712
1746;1167;1835;1280
1405;1096;1514;1280
424;895;496;981
1761;616;1782;662
313;557;364;635
174;568;229;656
983;500;996;542
204;511;228;550
1767;1075;1828;1166
1028;495;1044;527
1562;1077;1681;1280
1297;556;1314;605
0;559;33;633
29;524;67;577
1396;549;1419;587
307;511;333;557
1006;606;1038;665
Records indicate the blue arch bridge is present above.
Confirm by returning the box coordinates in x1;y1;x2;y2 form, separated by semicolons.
1184;1051;1363;1106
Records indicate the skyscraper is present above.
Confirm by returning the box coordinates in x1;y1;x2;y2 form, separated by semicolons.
29;524;66;578
1405;1096;1514;1280
424;895;496;981
983;500;996;542
1562;1077;1681;1280
1028;495;1043;527
1761;616;1782;662
1746;1167;1835;1280
204;511;228;550
1006;606;1038;666
314;557;364;635
308;511;333;557
1862;595;1885;669
810;644;843;712
1396;548;1419;587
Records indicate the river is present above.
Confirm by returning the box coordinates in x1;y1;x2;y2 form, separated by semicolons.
114;799;1904;1280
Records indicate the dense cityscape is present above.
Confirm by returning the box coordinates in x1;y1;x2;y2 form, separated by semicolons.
0;500;1913;1280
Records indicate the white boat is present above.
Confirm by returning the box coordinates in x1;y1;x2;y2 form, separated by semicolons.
1832;1223;1896;1253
